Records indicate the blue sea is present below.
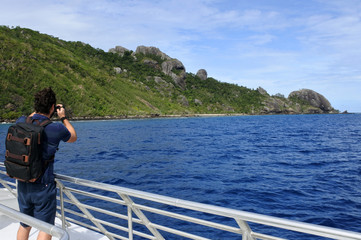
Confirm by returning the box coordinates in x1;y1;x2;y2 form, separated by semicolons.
1;114;361;239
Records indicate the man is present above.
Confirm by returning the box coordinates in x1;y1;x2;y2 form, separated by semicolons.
16;87;77;240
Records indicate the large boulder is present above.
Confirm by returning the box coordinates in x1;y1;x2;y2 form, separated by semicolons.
196;69;208;81
109;46;130;57
142;59;159;69
262;98;285;114
161;59;186;89
113;67;122;74
135;46;171;60
257;87;268;96
288;89;333;112
135;46;186;89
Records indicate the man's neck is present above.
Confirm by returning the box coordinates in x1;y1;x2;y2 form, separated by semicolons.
35;112;51;118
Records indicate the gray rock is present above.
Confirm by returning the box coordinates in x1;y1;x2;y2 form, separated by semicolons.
154;76;166;84
194;99;203;105
257;87;268;95
161;59;186;89
196;69;207;81
172;74;187;90
114;67;122;74
161;59;185;75
109;46;130;57
151;77;175;97
134;46;187;89
143;59;159;69
135;46;171;60
177;95;189;107
288;89;333;112
262;98;285;114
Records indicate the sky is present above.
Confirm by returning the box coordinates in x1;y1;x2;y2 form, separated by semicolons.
1;0;361;112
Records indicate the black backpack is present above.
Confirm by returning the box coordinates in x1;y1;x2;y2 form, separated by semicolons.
5;117;53;182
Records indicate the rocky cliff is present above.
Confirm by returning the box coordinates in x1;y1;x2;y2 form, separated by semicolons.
110;45;187;89
0;26;339;121
109;45;338;115
258;88;338;114
289;89;333;112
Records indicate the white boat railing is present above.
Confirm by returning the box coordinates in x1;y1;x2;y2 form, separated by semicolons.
1;162;361;240
0;203;69;240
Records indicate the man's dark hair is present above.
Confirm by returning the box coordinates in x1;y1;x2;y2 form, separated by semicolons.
34;87;57;114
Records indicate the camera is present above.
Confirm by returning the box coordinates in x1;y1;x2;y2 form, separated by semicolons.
51;105;65;118
52;105;65;118
55;105;64;111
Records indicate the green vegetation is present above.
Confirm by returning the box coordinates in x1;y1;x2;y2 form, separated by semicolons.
0;26;321;121
183;74;264;113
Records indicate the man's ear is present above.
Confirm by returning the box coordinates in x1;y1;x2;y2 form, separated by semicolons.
49;104;56;118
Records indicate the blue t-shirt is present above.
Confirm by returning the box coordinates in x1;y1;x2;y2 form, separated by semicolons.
16;114;71;183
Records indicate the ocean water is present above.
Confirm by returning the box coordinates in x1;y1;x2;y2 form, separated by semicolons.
1;114;361;239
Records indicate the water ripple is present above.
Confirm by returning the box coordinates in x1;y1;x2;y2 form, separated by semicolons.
2;114;361;238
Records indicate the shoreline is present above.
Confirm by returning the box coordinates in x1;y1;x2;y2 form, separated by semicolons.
1;112;350;124
0;113;246;123
70;113;248;121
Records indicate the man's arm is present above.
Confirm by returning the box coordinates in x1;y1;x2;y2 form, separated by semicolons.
56;104;77;143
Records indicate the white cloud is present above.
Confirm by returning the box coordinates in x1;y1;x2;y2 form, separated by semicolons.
0;0;360;111
247;34;277;45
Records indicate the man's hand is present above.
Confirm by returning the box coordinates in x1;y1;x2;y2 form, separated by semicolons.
56;104;66;119
56;104;77;142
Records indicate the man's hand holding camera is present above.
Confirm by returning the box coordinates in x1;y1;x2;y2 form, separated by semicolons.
55;104;66;119
55;104;77;142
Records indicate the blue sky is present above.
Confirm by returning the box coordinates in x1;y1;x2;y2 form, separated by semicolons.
1;0;361;112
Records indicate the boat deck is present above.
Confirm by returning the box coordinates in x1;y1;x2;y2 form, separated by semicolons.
0;188;107;240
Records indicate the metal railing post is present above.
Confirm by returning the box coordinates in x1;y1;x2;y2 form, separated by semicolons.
236;218;256;240
56;180;67;229
119;193;165;240
128;205;133;240
62;186;115;240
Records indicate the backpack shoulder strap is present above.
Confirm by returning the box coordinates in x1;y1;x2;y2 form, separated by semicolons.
39;119;52;127
25;116;33;124
26;116;52;127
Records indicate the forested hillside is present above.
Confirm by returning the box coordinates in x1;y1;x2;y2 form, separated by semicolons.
0;26;336;121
